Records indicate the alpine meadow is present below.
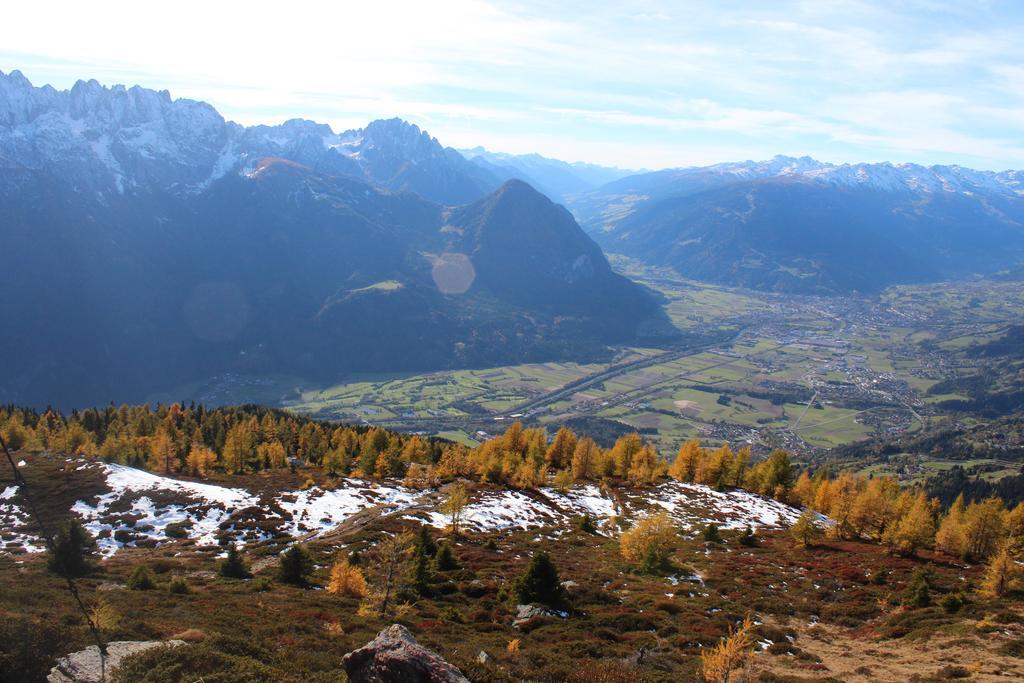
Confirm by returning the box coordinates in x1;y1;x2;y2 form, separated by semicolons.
3;2;1024;682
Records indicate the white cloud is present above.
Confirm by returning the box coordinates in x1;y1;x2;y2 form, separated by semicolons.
2;0;1023;169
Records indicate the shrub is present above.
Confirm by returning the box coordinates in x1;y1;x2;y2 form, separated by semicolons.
0;616;68;683
126;565;157;591
110;638;283;682
941;593;963;614
278;545;314;585
218;545;251;579
513;551;567;609
738;526;758;547
166;576;191;594
575;514;597;535
47;519;96;578
164;521;191;539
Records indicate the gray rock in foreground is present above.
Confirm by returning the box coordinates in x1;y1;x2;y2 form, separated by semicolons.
343;624;468;683
48;640;184;683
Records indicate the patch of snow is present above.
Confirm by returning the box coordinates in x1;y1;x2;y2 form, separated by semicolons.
276;481;418;537
0;485;44;553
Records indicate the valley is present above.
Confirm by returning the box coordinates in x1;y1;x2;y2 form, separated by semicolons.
248;262;1024;481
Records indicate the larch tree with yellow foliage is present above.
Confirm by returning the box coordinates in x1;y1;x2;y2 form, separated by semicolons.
627;444;661;484
570;437;599;480
669;439;702;482
980;544;1019;598
185;441;217;477
328;557;368;598
700;615;756;683
884;491;935;557
620;513;678;570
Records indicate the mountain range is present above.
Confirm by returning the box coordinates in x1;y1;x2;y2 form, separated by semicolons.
571;156;1024;293
0;70;671;407
459;147;635;205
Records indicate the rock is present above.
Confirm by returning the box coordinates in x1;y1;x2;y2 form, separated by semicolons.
343;624;468;683
560;580;579;591
48;640;185;683
513;603;568;628
476;650;492;665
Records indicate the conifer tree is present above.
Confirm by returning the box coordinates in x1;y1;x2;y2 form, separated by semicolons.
545;427;578;469
620;513;677;570
701;616;755;683
126;565;157;590
434;541;458;571
936;494;968;558
279;545;315;585
963;496;1006;561
885;491;935;556
219;544;251;579
47;519;96;578
513;551;567;608
570;437;599;480
416;525;436;557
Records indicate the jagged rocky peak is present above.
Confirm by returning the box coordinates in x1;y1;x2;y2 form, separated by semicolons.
0;71;499;203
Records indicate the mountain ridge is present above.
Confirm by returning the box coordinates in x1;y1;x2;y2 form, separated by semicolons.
0;70;672;408
572;154;1024;294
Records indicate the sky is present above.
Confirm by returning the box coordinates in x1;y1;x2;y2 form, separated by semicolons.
2;0;1023;170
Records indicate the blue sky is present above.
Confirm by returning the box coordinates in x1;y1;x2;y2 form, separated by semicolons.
3;0;1023;170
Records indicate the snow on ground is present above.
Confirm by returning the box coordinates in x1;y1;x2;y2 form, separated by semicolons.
72;463;261;556
67;464;423;555
276;482;419;537
646;481;803;530
0;485;44;553
2;458;809;556
540;484;618;519
422;490;566;532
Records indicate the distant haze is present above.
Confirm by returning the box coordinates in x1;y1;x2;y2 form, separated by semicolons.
2;1;1023;170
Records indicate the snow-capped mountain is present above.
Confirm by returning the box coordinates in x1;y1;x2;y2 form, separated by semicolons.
701;154;1023;198
572;155;1024;294
0;70;668;408
0;70;499;204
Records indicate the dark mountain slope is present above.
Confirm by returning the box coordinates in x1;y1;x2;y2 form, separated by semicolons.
0;158;671;407
575;157;1024;294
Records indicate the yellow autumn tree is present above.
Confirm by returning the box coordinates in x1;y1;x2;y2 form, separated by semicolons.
935;494;967;558
980;544;1019;598
327;558;368;598
963;496;1006;561
669;440;702;482
620;513;678;567
570;437;599;480
185;441;217;477
790;509;822;548
627;444;661;484
884;491;935;556
545;427;578;470
701;616;756;683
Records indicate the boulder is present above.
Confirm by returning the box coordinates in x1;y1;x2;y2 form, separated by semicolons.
343;624;468;683
48;640;184;683
513;603;568;628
